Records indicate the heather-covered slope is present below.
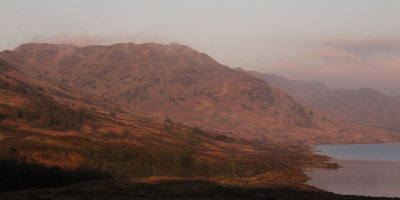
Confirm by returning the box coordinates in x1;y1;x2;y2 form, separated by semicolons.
1;60;331;190
1;43;399;144
248;70;400;132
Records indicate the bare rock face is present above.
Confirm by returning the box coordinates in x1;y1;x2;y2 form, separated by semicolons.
1;43;399;144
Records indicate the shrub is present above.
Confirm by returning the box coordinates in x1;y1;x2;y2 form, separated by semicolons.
192;127;206;135
163;118;173;130
0;80;9;90
121;129;134;139
165;117;172;124
100;131;119;140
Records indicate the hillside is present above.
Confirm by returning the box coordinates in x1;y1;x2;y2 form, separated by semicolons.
1;59;336;191
248;70;400;132
0;43;399;144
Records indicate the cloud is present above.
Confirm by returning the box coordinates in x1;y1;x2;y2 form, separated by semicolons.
29;33;173;47
322;38;400;56
272;38;400;96
378;59;400;69
45;34;107;46
307;48;362;64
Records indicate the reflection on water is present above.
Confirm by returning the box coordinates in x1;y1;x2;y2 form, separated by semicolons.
307;160;400;197
307;144;400;198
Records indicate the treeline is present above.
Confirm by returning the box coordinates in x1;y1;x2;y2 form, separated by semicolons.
0;78;84;130
0;79;38;96
99;129;134;140
15;97;84;130
80;144;235;179
79;144;283;180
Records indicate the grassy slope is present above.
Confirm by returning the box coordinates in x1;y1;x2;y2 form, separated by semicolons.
0;61;330;191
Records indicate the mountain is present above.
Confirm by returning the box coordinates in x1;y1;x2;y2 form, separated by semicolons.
1;43;399;144
0;60;395;200
248;70;400;132
0;59;334;191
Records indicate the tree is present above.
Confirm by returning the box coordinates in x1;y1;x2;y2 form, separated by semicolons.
101;131;119;140
121;129;134;139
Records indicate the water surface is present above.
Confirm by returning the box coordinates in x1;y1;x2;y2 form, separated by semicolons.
313;143;400;161
306;143;400;198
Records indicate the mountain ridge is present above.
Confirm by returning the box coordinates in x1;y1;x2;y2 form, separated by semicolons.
1;43;399;144
248;70;400;132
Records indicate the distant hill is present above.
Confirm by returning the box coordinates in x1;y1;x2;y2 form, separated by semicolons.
248;70;400;132
1;43;399;144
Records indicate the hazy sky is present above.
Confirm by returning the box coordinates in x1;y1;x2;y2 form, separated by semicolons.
1;0;400;96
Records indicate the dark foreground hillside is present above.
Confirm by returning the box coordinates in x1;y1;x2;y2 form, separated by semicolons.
0;179;397;200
